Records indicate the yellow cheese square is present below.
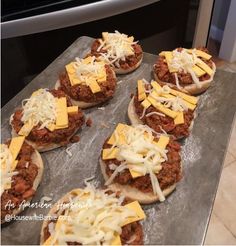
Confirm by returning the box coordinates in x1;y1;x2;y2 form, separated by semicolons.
4;182;11;190
129;165;143;178
97;76;106;83
65;62;76;74
170;89;198;105
155;135;170;149
9;136;25;160
159;51;166;56
151;81;162;92
18;121;34;137
195;50;212;60
72;77;81;85
128;36;134;42
46;123;56;132
102;32;109;40
188;49;212;60
148;95;177;119
196;59;213;76
102;148;119;160
83;56;93;64
42;236;53;246
11;160;18;172
67;106;78;114
89;80;101;93
111;234;121;245
141;99;151;109
123;201;146;226
164;51;178;73
161;94;196;111
107;123;128;145
174;112;184;125
137;80;146;101
182;100;196;111
56;97;68;128
192;65;206;77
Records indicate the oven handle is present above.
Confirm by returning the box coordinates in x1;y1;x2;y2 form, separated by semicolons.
1;0;160;39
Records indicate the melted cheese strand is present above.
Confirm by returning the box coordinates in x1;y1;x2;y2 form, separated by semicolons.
21;89;57;129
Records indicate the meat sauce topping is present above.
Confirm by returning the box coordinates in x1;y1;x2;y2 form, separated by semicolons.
154;47;214;85
134;84;195;139
1;141;38;222
103;137;182;193
59;65;116;103
11;89;84;146
91;39;143;70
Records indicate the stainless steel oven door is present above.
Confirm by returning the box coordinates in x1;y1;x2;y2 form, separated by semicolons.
1;0;160;39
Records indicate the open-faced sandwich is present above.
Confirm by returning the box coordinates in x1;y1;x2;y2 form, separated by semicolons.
1;136;43;224
40;184;146;245
153;47;216;94
128;79;198;139
90;31;143;74
56;55;117;108
100;123;182;204
10;88;84;152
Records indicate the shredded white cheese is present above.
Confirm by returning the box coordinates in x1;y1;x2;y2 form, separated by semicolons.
169;49;201;87
107;125;168;200
0;144;18;196
74;56;106;84
145;112;166;118
97;31;137;67
46;185;136;245
21;89;57;129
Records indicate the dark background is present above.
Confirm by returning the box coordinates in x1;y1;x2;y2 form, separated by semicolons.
1;0;199;106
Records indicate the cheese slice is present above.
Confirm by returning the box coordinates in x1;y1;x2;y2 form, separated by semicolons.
155;135;170;149
137;80;146;101
67;106;78;114
9;136;25;165
170;89;198;105
159;51;166;56
161;93;196;111
141;99;151;109
56;97;68;128
102;148;119;160
164;51;178;73
66;62;75;74
123;201;146;226
89;80;101;93
111;233;121;245
192;65;206;77
151;81;162;92
196;59;213;76
107;124;128;145
18;121;34;137
188;49;212;60
129;166;143;178
102;32;109;40
148;96;177;118
83;56;93;64
174;112;184;125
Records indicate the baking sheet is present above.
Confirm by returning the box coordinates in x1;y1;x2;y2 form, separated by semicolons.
1;36;236;245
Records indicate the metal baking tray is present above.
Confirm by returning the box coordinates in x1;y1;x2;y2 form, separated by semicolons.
1;36;236;245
